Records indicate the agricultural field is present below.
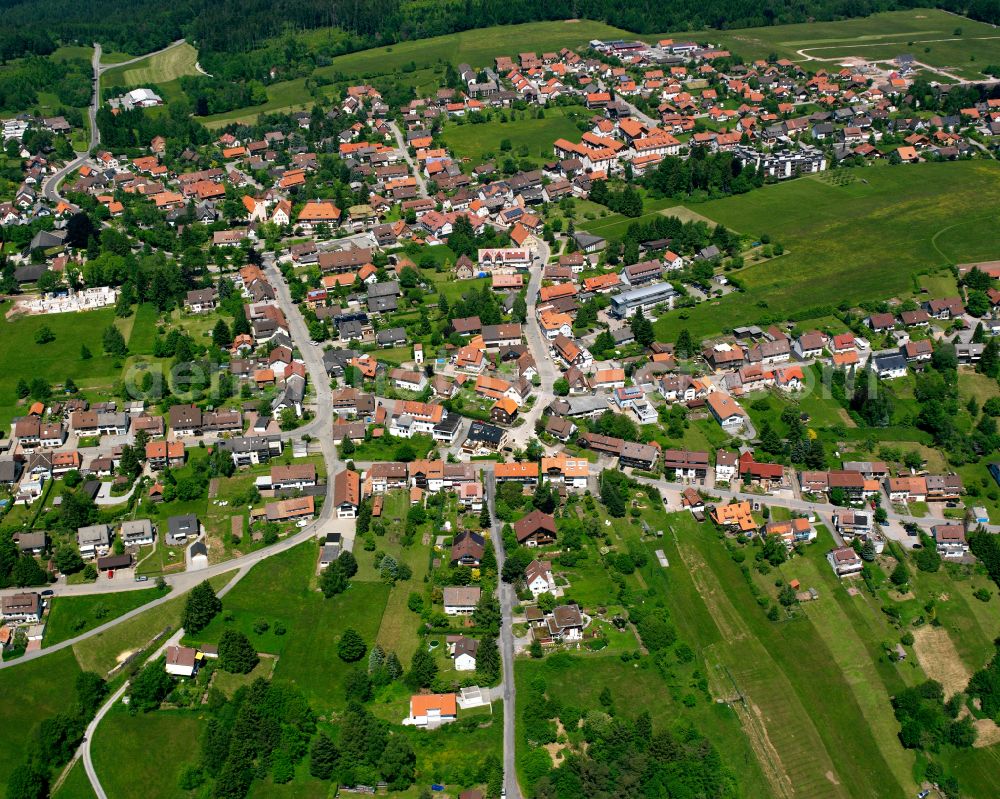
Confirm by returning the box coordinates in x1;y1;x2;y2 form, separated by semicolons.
656;10;1000;80
649;160;1000;340
101;42;200;89
440;105;589;168
512;482;1000;799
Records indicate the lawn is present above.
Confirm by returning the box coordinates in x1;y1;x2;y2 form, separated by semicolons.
185;540;391;711
199;77;314;128
0;648;83;798
44;588;164;647
125;302;162;355
441;105;589;167
0;304;128;427
101;42;200;88
350;433;435;462
654;10;1000;80
358;491;433;664
650;161;1000;340
91;705;204;799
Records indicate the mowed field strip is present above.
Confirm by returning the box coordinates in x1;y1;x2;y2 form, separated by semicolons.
102;41;199;87
674;531;849;799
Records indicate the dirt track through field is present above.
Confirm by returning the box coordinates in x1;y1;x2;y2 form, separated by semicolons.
912;626;970;698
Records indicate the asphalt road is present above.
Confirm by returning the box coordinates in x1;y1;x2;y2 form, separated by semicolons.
484;469;523;799
43;39;186;203
80;563;249;798
388;120;429;198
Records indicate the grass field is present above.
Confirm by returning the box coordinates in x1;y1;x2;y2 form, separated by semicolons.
441;105;588;166
187;541;390;711
102;42;200;88
91;706;203;799
51;759;97;799
650;160;1000;340
44;588;164;647
0;648;83;798
656;10;1000;81
0;304;128;427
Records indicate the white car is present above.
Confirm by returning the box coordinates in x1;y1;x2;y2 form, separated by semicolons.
296;519;309;527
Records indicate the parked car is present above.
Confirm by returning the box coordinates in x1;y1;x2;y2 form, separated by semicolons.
135;575;149;582
41;589;54;596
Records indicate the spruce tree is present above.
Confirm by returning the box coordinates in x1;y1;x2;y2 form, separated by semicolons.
181;581;222;634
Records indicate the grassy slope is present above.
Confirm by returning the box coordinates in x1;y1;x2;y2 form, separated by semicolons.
44;589;164;647
657;10;1000;80
666;515;910;799
91;706;203;799
0;648;83;799
101;42;200;88
51;759;97;799
71;571;234;675
199;19;630;128
650;161;1000;340
186;540;390;711
441;105;589;167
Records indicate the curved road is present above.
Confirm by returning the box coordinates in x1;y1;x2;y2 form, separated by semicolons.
80;563;249;798
43;39;187;204
72;256;342;796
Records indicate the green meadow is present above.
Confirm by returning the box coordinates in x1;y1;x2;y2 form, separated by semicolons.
649;160;1000;340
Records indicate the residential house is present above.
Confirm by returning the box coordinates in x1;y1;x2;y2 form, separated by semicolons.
827;546;864;577
525;559;556;597
333;469;361;518
443;586;481;615
932;524;967;558
514;509;557;546
77;524;112;557
450;531;485;566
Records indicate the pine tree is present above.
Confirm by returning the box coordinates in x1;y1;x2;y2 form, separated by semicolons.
320;561;348;597
212;319;232;348
337;628;367;662
309;733;338;780
368;643;386;673
386;651;403;679
181;581;222;633
218;630;259;674
980;337;999;378
479;502;491;529
475;637;501;683
102;325;127;357
405;647;438;689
